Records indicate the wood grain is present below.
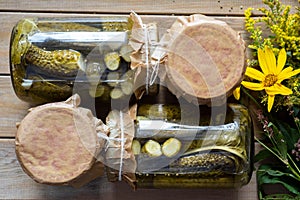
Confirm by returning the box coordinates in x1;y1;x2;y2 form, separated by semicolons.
0;0;284;198
0;76;30;138
0;139;117;199
0;12;251;74
0;139;258;200
0;0;298;15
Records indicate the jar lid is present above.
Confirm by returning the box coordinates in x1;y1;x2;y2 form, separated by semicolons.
164;15;246;105
15;94;108;186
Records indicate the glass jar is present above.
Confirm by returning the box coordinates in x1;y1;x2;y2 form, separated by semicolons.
10;17;134;105
133;101;253;188
104;86;253;189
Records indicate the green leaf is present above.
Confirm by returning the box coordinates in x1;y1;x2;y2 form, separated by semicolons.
263;194;300;200
276;120;299;151
257;165;289;179
270;179;299;195
258;164;300;181
257;165;300;195
268;122;288;160
266;169;290;178
254;149;274;163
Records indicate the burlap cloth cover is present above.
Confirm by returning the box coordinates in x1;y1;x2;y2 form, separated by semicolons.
105;108;137;189
129;13;246;105
15;94;109;187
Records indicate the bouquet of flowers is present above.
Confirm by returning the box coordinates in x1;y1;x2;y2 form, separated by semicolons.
234;0;300;199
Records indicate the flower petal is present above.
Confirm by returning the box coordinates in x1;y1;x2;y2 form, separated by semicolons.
245;67;265;81
277;68;300;82
258;48;269;74
276;48;287;74
264;47;277;74
265;83;292;95
267;95;275;112
233;87;240;100
241;81;264;91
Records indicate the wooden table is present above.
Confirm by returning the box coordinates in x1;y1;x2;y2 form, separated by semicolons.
0;1;298;199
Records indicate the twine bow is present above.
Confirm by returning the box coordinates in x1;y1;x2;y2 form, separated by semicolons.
130;11;163;94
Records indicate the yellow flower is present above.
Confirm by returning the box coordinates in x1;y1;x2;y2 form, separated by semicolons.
233;86;240;100
241;47;300;112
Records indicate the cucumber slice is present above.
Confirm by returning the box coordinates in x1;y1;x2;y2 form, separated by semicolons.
142;139;162;157
162;138;181;157
132;139;141;155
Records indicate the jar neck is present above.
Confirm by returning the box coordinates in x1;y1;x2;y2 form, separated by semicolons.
139;84;179;105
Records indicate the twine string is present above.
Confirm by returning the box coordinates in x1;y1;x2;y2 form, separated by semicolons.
143;23;150;94
96;111;126;181
97;132;125;152
119;111;125;181
132;11;161;93
150;58;160;86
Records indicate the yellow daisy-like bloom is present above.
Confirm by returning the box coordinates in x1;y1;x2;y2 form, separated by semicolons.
241;47;300;112
233;86;240;100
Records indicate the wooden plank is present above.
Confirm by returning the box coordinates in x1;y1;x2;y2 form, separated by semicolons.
0;0;298;15
0;76;30;138
0;139;117;199
0;12;250;74
0;139;258;199
0;71;259;138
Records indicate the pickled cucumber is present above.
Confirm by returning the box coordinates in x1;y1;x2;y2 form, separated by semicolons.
106;72;120;87
10;17;133;105
132;139;141;155
37;17;130;32
110;88;123;99
37;22;100;32
104;52;120;71
89;84;105;98
170;152;237;174
132;104;252;189
120;45;133;62
21;75;73;103
25;45;85;77
137;104;181;122
142;140;162;157
161;138;181;157
121;81;133;95
151;174;240;188
11;19;38;65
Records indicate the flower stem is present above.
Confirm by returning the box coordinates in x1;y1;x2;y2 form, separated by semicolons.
256;137;300;181
294;117;300;134
241;87;262;109
287;153;300;181
255;137;288;164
